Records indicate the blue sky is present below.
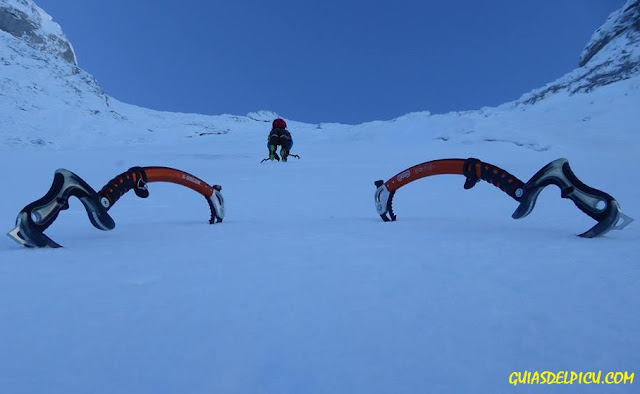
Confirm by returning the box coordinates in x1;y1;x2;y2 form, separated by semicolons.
36;0;620;125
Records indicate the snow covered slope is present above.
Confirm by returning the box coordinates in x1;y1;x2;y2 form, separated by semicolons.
1;115;638;394
0;0;284;148
0;1;639;394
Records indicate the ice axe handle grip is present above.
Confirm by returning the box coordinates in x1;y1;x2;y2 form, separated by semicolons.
558;161;615;222
513;159;632;238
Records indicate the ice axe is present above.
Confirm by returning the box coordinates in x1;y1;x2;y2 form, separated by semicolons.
8;166;225;248
374;158;633;238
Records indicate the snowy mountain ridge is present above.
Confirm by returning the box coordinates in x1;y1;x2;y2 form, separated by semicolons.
518;0;640;105
0;0;75;64
0;0;639;150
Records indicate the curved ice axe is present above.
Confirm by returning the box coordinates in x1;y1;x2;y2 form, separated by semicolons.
374;158;633;238
97;166;225;225
8;166;225;248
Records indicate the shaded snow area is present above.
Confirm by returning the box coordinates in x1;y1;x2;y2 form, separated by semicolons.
1;76;639;393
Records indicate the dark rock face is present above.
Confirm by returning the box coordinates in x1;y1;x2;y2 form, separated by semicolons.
0;8;35;38
520;0;640;105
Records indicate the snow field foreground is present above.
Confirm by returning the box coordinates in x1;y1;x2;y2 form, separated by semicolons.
0;130;638;393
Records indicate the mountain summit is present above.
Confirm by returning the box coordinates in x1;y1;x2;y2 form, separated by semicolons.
0;0;76;64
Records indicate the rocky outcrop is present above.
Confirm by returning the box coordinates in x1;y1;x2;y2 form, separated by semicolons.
0;0;76;65
0;0;114;147
519;0;640;105
579;0;640;67
0;0;254;148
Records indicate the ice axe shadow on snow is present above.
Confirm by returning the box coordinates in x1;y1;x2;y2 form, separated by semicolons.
7;166;225;248
374;158;633;238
